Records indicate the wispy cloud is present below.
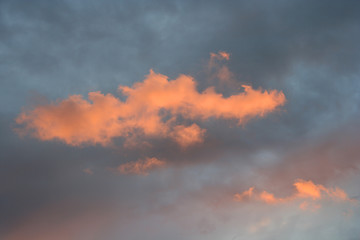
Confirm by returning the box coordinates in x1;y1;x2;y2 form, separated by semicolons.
234;179;354;210
208;51;234;85
117;157;165;175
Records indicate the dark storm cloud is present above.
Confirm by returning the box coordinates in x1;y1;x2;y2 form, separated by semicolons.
1;0;360;239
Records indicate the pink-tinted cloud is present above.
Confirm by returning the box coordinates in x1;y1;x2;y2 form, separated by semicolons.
210;51;230;61
234;179;353;210
15;53;285;147
170;124;206;148
117;157;165;175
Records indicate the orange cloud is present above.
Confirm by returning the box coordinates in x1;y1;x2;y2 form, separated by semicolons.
170;124;206;148
234;179;352;209
210;51;230;61
15;93;123;146
234;187;254;201
15;53;285;147
294;179;323;200
117;157;165;175
259;191;279;204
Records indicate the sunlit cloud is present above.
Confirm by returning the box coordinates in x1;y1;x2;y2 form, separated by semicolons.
234;179;354;210
15;53;286;147
117;157;165;175
210;51;230;61
169;124;206;148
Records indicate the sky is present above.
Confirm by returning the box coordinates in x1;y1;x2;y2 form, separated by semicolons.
1;0;360;239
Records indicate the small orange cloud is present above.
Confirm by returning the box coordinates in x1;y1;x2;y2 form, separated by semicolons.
294;179;323;200
234;187;254;201
234;179;352;210
15;53;286;147
259;191;278;204
210;51;230;61
208;51;231;75
117;157;165;175
219;51;230;60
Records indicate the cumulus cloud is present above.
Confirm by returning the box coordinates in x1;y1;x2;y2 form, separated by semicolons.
234;179;353;210
15;54;286;147
117;157;165;175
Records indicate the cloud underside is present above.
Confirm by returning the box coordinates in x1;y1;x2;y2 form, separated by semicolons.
15;68;285;147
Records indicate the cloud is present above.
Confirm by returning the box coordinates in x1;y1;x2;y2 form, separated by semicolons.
293;179;323;200
208;51;234;85
169;124;206;148
117;157;165;175
15;55;286;147
234;179;353;210
216;65;234;83
1;0;360;239
210;51;230;62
